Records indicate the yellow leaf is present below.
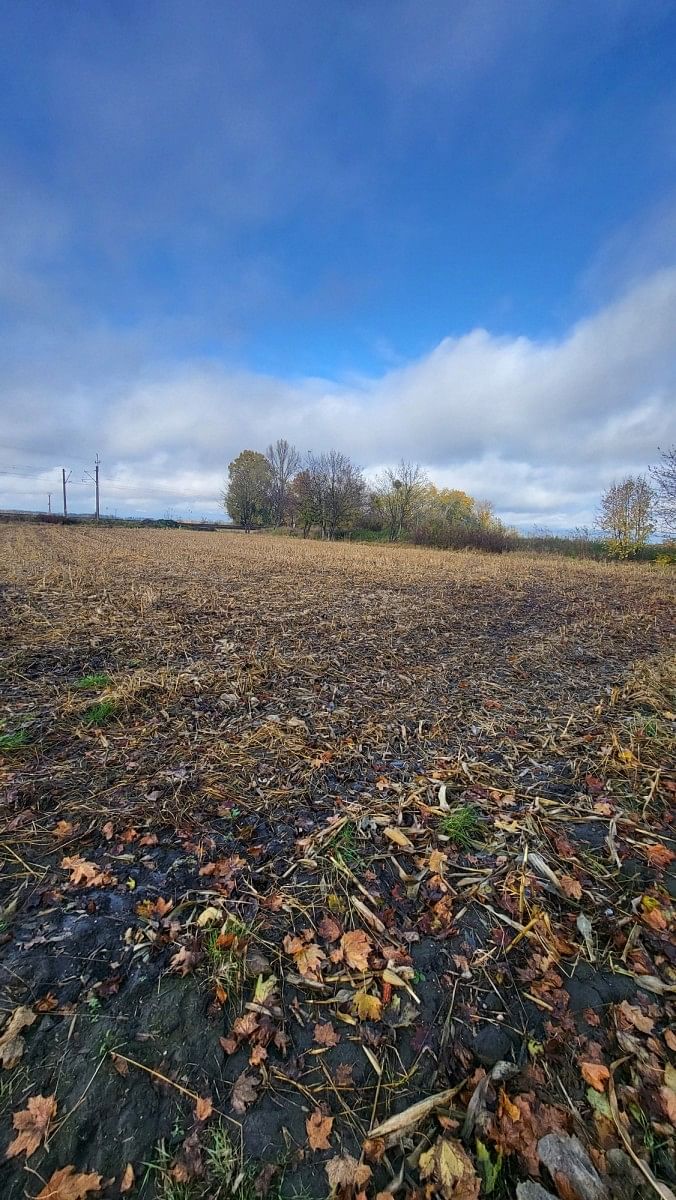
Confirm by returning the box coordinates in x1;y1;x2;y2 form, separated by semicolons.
197;906;222;927
253;975;277;1004
352;991;382;1021
384;827;414;848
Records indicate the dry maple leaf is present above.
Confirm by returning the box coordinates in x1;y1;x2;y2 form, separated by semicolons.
6;1093;57;1158
61;856;114;888
642;843;675;869
169;944;201;976
352;991;382;1021
232;1012;259;1040
250;1044;268;1067
195;1095;213;1122
35;1165;102;1199
283;934;326;979
580;1062;609;1092
341;930;372;972
231;1069;260;1114
318;915;342;943
419;1137;480;1200
0;1005;36;1069
307;1109;334;1151
53;820;74;839
325;1153;372;1194
314;1022;341;1047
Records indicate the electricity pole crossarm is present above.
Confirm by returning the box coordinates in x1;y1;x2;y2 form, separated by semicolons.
83;454;101;520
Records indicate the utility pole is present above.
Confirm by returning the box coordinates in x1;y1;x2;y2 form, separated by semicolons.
62;468;71;517
47;493;51;514
84;454;101;520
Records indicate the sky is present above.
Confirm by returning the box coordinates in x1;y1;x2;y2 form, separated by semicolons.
1;0;676;529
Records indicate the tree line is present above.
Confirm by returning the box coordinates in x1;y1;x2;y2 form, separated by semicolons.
223;440;676;557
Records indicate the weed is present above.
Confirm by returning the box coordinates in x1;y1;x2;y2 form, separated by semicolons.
0;729;29;752
74;672;112;689
438;804;480;848
82;698;117;727
326;821;361;867
203;918;250;995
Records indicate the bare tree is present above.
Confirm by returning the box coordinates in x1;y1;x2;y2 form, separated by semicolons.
305;451;364;538
650;445;676;538
597;475;654;558
265;438;301;526
374;460;427;541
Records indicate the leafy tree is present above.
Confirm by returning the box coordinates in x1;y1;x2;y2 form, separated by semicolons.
374;461;427;540
224;450;272;531
597;475;654;558
650;445;676;538
266;438;301;526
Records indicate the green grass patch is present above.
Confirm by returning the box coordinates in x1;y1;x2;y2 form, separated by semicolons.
74;672;112;689
325;820;362;866
0;729;30;753
438;804;481;848
82;699;117;727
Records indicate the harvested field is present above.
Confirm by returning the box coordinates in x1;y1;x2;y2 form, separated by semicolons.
0;525;674;1200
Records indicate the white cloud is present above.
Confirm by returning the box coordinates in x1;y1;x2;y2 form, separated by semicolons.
2;266;675;528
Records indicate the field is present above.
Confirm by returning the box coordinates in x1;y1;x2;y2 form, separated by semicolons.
0;525;674;1200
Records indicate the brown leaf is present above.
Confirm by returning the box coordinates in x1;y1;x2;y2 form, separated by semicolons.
318;915;342;943
659;1086;676;1127
6;1094;57;1158
35;1165;102;1199
325;1154;372;1194
618;1001;654;1034
250;1044;268;1067
307;1108;334;1150
254;1162;280;1197
231;1069;260;1114
363;1138;386;1162
580;1062;609;1092
0;1005;36;1069
61;856;115;888
335;1062;354;1087
642;843;675;869
169;944;201;976
220;1036;238;1056
419;1136;480;1200
195;1095;213;1122
232;1012;260;1040
341;930;372;972
383;826;414;848
665;1029;676;1053
283;934;326;980
102;821;114;840
120;1163;135;1193
53;820;75;839
560;875;583;901
352;991;382;1021
314;1022;341;1047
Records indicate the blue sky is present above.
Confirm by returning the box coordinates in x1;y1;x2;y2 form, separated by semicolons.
1;0;676;525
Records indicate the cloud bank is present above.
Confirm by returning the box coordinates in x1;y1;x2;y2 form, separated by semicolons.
2;267;675;529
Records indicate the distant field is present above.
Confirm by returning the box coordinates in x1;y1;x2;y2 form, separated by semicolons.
1;526;674;1199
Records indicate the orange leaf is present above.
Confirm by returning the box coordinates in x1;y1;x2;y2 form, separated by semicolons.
580;1062;609;1092
659;1086;676;1127
195;1095;213;1122
61;856;115;888
283;934;326;980
306;1108;334;1150
352;991;382;1021
341;930;372;972
120;1163;135;1193
6;1094;57;1158
35;1165;102;1199
560;875;582;901
642;843;675;870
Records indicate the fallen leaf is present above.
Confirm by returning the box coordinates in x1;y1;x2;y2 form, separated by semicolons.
231;1069;260;1114
120;1163;135;1193
665;1029;676;1052
196;905;222;927
0;1006;36;1069
232;1012;259;1040
283;935;326;980
61;856;115;888
341;930;372;972
169;945;201;976
659;1086;676;1126
307;1108;334;1150
618;1001;654;1034
384;826;414;848
35;1165;102;1199
6;1094;57;1158
250;1044;268;1066
53;821;74;839
195;1095;213;1122
429;849;448;874
102;821;114;840
560;875;583;901
325;1154;372;1194
253;975;277;1004
581;1062;610;1092
352;991;382;1021
318;915;342;943
419;1136;480;1200
314;1022;341;1047
642;843;675;870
